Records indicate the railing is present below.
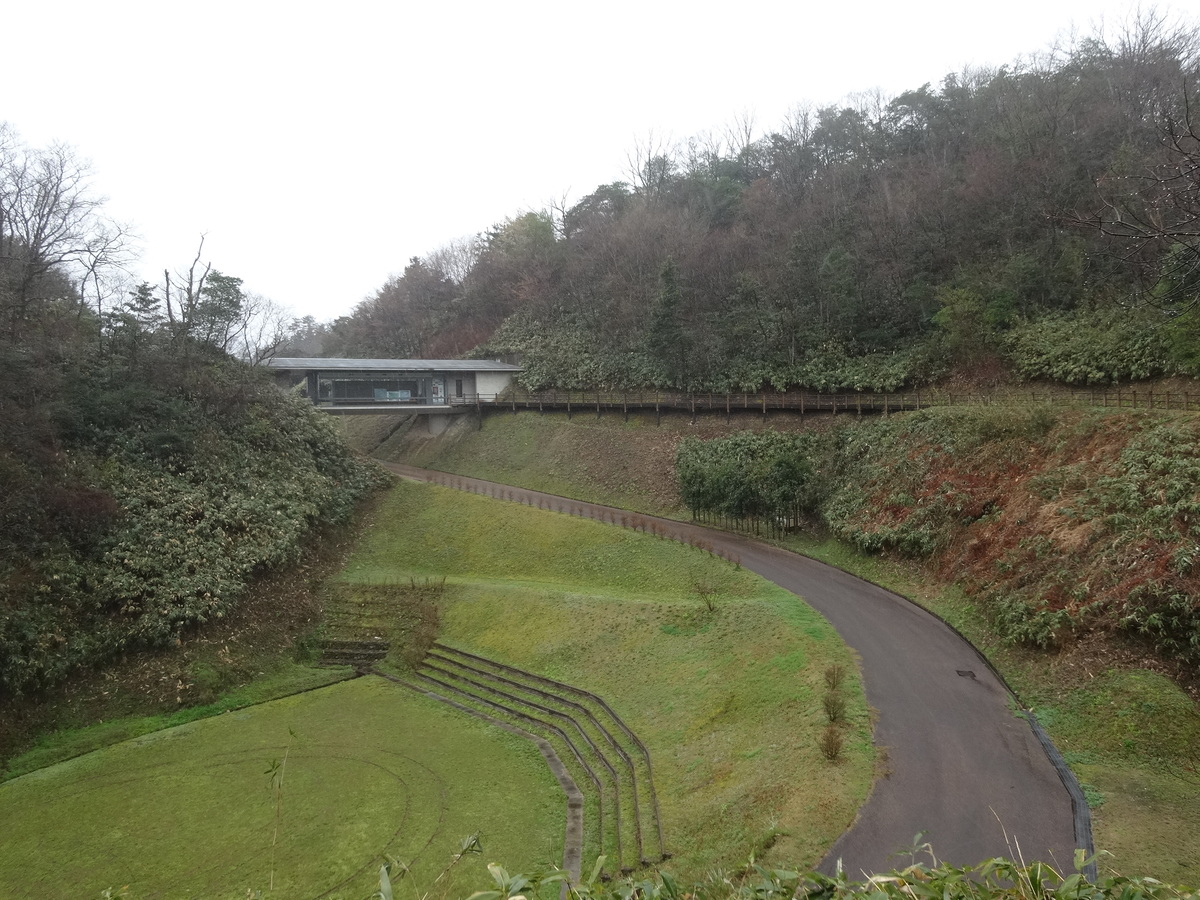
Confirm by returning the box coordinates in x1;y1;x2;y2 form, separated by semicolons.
446;387;1200;415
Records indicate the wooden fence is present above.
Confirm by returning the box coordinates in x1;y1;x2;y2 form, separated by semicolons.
448;387;1200;418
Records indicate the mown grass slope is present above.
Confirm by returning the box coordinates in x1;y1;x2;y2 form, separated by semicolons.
356;409;821;517
335;479;873;876
360;407;1200;881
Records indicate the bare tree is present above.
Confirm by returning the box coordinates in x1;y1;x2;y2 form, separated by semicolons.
1073;92;1200;309
779;102;817;146
547;190;573;240
0;123;132;335
162;237;211;339
236;292;292;365
424;235;481;285
722;108;758;159
625;130;678;202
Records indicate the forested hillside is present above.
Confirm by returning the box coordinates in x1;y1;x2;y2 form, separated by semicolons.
320;14;1200;392
0;128;382;698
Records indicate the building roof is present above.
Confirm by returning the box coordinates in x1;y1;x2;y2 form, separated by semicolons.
266;357;522;372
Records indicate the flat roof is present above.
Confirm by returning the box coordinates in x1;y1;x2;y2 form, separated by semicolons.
266;357;522;372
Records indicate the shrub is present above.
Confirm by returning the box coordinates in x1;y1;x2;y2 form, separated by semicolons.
676;430;822;528
824;664;847;691
1006;307;1174;384
822;691;847;724
819;724;844;762
823;408;1057;558
988;595;1073;650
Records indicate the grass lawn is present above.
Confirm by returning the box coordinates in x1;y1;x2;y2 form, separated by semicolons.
336;480;873;877
1;665;351;782
0;677;561;900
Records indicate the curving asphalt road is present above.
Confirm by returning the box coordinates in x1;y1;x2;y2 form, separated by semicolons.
379;462;1081;877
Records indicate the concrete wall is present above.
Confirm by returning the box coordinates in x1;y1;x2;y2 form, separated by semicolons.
476;371;515;397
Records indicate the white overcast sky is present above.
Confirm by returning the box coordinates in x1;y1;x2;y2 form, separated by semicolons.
5;0;1194;323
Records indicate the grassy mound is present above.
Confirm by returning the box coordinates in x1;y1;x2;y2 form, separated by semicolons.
360;408;1200;880
336;480;873;876
0;677;561;899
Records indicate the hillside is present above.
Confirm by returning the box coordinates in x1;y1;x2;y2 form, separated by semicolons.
351;404;1200;882
0;312;384;764
312;16;1200;400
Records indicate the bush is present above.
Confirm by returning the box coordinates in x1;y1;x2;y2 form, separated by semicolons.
824;664;847;691
0;360;387;697
987;595;1073;650
819;724;844;761
823;408;1056;558
822;691;847;724
676;430;822;528
1006;307;1174;384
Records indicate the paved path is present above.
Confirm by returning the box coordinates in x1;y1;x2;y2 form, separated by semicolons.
380;463;1082;877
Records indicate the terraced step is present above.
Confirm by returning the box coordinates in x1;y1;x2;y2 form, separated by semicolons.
317;638;390;666
416;665;624;868
376;670;585;883
417;643;667;872
431;643;666;863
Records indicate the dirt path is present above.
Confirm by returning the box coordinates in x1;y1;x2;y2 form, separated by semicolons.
379;462;1083;877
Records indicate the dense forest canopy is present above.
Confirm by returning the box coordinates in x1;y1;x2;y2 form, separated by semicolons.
312;12;1200;391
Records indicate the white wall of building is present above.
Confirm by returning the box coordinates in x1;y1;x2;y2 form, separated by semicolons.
475;371;515;398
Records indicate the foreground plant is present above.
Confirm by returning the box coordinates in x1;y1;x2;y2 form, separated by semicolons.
459;852;1198;900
